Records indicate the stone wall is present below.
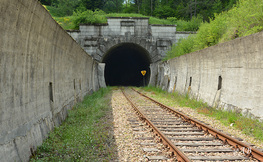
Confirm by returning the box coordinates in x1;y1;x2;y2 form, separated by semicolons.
151;31;263;120
67;17;178;62
0;0;101;161
175;31;196;44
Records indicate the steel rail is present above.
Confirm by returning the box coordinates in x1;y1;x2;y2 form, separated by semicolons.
121;88;191;162
133;88;263;161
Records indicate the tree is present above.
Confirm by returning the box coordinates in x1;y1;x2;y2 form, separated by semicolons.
40;0;238;25
154;5;175;18
103;0;124;13
122;0;137;13
135;0;142;13
81;0;105;11
139;0;157;16
39;0;57;6
55;0;80;16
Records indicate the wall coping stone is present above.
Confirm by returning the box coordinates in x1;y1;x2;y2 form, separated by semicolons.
106;17;149;19
151;24;177;27
176;31;196;34
66;30;80;32
79;23;109;26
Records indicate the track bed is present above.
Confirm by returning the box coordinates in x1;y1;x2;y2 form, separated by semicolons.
121;88;263;161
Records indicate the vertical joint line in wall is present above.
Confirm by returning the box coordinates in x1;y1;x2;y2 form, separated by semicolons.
213;76;223;108
13;139;22;161
173;76;177;93
74;79;77;103
49;82;54;102
218;76;222;90
99;26;102;36
79;79;82;90
79;79;82;100
167;78;170;90
73;79;76;90
188;77;192;95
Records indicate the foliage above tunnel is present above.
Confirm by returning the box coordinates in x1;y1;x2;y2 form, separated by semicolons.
40;0;237;21
46;8;195;31
40;0;262;60
164;0;263;60
40;0;238;31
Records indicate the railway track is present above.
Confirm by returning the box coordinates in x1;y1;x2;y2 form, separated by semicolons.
121;87;263;161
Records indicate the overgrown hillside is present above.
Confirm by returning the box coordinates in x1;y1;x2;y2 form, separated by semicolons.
40;0;237;21
44;7;202;31
165;0;263;60
40;0;237;31
40;0;261;60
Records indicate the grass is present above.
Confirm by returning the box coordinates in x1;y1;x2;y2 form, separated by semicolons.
53;16;76;30
44;5;199;31
52;13;175;30
106;13;147;18
141;86;263;141
30;87;117;161
164;0;263;60
142;86;207;109
107;14;175;25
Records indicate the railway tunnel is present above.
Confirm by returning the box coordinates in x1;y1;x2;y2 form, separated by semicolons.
102;43;151;87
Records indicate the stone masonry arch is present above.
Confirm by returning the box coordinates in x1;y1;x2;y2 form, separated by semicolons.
102;42;151;86
102;42;152;63
67;17;185;63
67;17;194;86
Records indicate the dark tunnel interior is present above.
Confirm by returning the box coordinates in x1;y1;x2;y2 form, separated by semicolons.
103;43;151;87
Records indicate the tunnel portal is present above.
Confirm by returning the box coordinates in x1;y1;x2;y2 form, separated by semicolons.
103;43;151;86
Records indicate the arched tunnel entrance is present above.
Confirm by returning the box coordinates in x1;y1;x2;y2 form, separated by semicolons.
102;43;151;86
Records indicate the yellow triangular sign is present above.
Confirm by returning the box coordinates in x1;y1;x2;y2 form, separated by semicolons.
141;70;146;76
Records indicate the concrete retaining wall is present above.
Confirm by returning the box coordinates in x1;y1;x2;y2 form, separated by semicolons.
151;31;263;120
0;0;101;161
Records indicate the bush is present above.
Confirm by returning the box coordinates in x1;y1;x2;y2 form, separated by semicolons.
149;17;174;25
167;16;203;31
72;10;107;28
165;0;263;60
220;0;263;42
53;16;76;29
154;5;176;19
45;0;80;17
164;34;196;60
193;13;228;51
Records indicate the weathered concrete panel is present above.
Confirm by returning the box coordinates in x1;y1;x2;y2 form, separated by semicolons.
151;31;263;120
0;0;101;161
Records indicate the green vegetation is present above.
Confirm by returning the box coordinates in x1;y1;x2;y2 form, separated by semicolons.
72;10;107;28
149;16;174;25
42;0;263;59
165;35;196;59
40;0;106;17
40;0;237;31
141;86;263;141
168;16;203;31
52;11;203;30
39;0;237;21
164;0;263;60
53;16;76;30
51;11;177;30
142;86;208;109
30;87;117;161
